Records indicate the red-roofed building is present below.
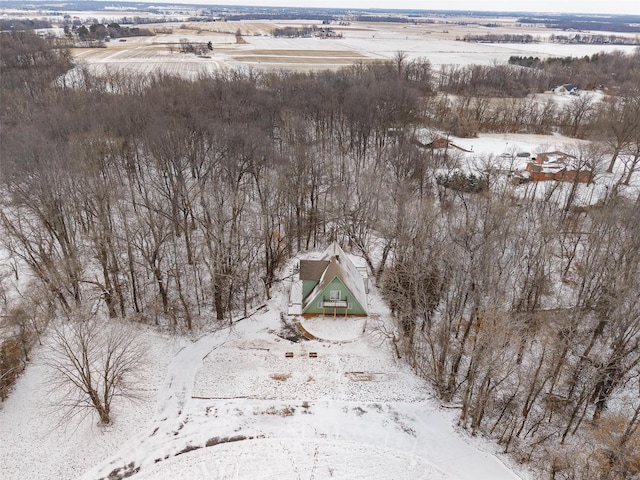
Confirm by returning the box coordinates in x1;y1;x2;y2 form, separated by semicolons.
526;151;592;183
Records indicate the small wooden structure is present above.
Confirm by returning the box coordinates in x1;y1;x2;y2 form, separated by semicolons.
412;137;472;152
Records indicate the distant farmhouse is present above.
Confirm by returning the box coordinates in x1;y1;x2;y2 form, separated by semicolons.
526;151;592;183
552;84;579;95
299;243;368;317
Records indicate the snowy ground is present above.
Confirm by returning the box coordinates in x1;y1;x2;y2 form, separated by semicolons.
131;438;451;480
79;302;526;480
0;325;185;480
448;130;590;159
0;265;530;480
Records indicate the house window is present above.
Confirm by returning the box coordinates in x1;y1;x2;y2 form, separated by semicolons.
348;303;353;310
329;290;341;300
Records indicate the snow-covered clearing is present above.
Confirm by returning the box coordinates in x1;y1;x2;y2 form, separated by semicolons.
0;260;529;480
0;326;184;480
448;131;590;158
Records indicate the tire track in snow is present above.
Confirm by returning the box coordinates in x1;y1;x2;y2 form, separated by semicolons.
156;329;229;423
78;328;230;480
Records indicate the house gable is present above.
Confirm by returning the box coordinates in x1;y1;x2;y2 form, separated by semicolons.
302;275;367;316
320;242;368;312
300;243;368;316
553;84;578;95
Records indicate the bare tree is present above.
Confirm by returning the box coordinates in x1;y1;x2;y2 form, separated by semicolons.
46;313;146;425
620;121;640;186
596;95;640;173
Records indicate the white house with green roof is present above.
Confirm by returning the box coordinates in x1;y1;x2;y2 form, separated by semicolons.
299;243;368;317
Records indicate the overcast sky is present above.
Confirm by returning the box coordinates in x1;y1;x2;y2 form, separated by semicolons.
142;0;640;15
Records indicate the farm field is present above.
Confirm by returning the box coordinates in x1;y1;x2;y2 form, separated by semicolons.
61;15;640;76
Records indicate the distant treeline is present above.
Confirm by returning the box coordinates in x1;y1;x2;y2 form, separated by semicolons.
186;16;226;23
549;33;640;46
354;15;412;23
104;24;155;38
518;14;640;33
221;11;412;23
113;16;183;25
508;56;542;68
509;51;638;71
272;26;318;38
272;25;340;38
461;33;538;43
0;19;52;31
222;12;332;22
73;22;154;41
461;32;639;46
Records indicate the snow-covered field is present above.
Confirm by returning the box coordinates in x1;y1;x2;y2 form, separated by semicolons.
0;256;530;480
3;6;638;75
61;17;639;76
72;34;639;76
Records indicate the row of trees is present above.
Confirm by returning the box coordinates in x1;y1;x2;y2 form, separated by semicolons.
0;36;434;331
73;23;154;42
442;50;640;96
384;188;640;478
428;87;640;156
460;33;538;43
549;34;640;46
471;32;640;47
1;33;639;474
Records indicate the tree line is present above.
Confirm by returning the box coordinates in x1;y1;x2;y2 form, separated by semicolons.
442;50;640;97
1;32;639;477
461;33;640;46
518;15;640;34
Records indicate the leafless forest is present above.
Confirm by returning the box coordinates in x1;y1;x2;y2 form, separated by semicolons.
1;32;640;478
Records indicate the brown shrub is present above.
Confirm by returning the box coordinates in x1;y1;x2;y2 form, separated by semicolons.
0;338;24;400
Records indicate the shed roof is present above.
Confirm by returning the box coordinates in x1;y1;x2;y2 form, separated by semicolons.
537;151;576;160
